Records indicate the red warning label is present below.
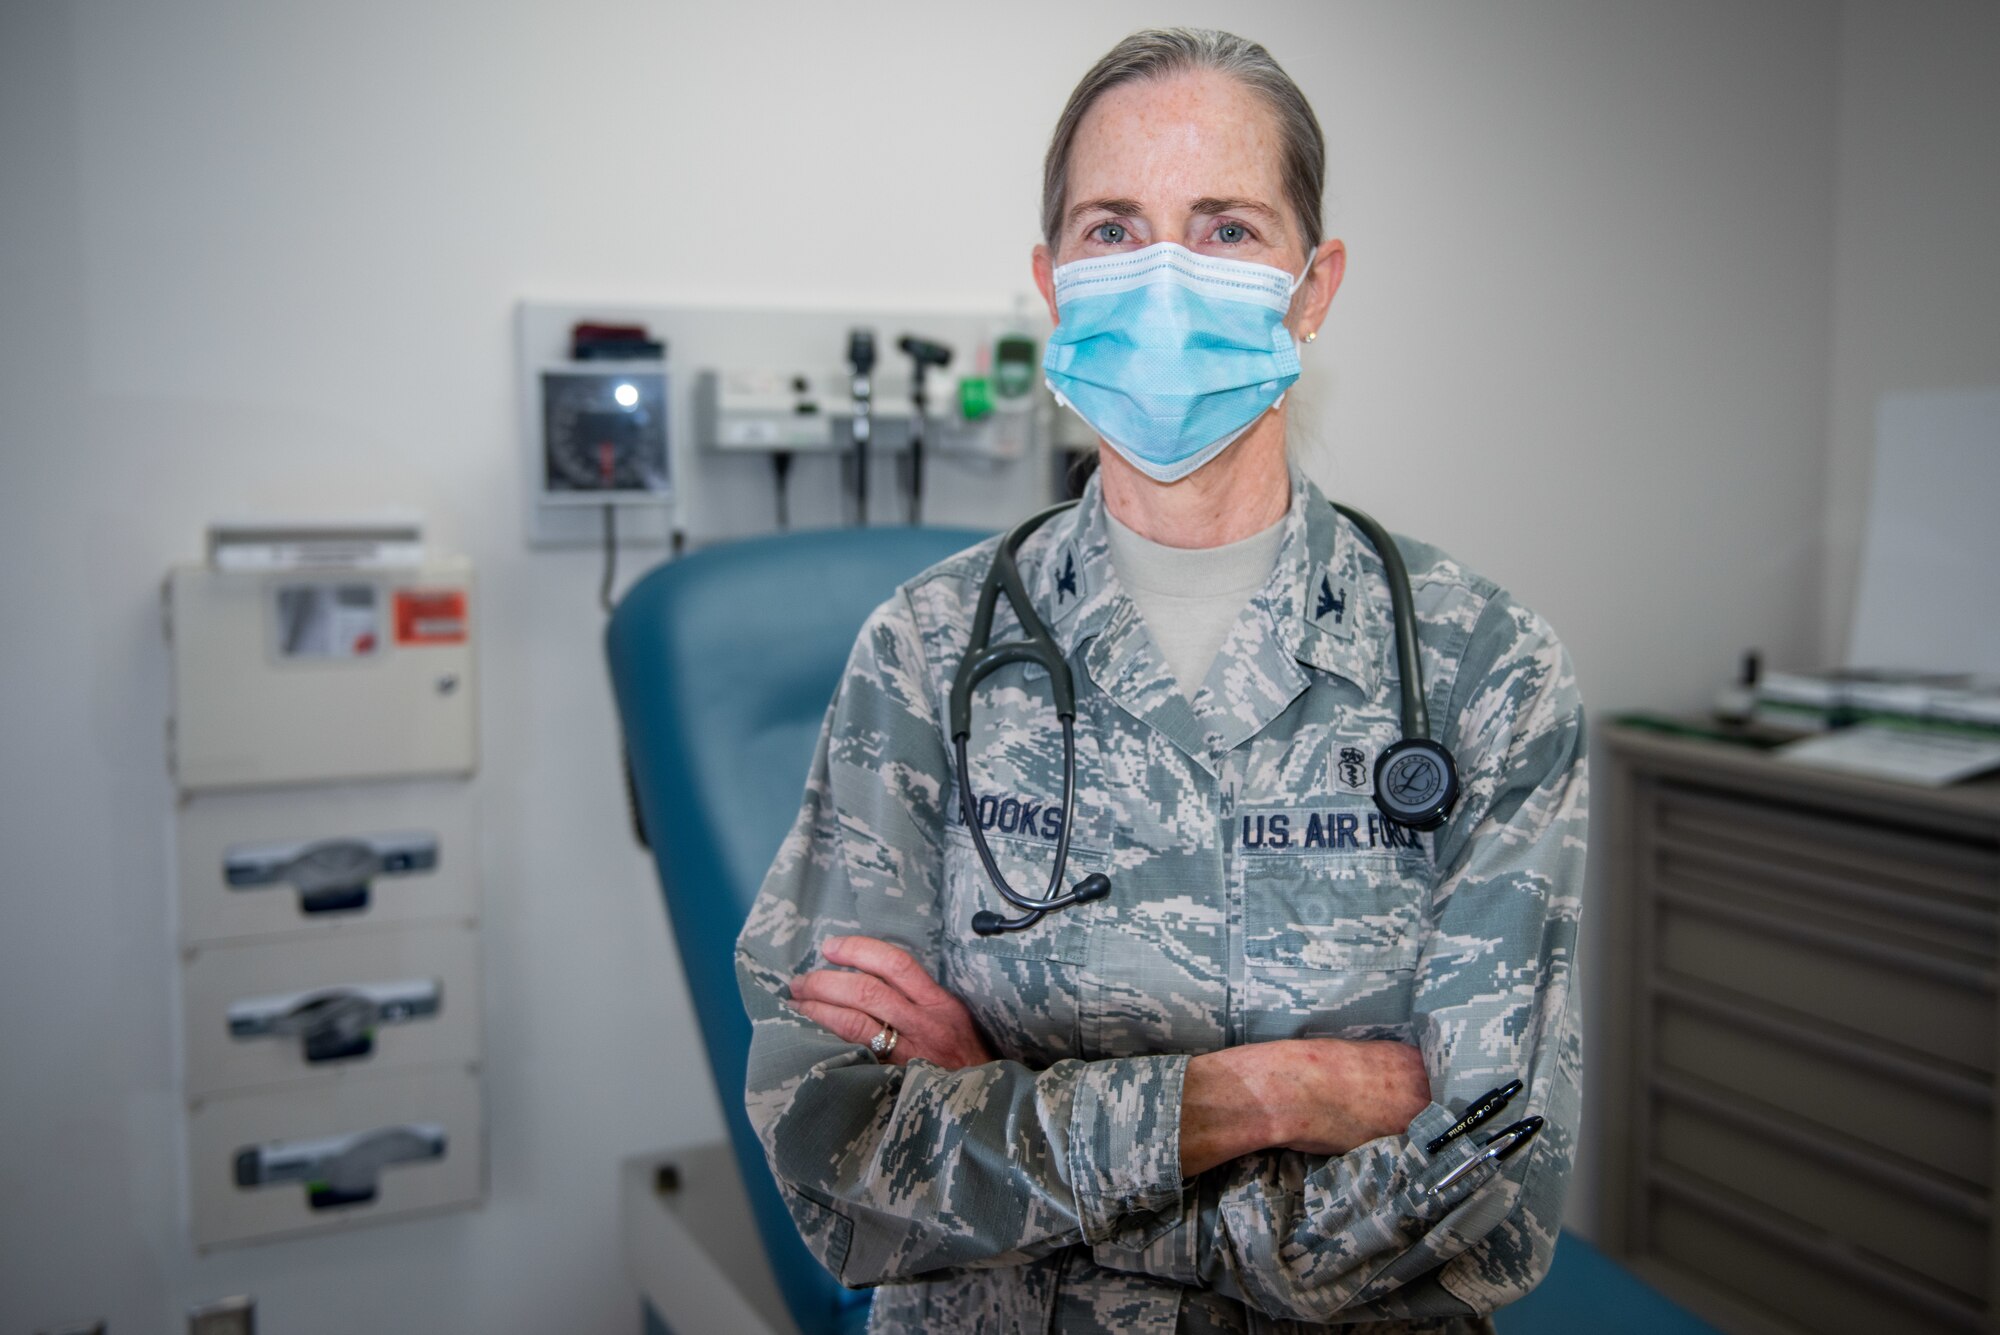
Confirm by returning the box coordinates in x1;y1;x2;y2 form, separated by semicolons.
394;589;468;645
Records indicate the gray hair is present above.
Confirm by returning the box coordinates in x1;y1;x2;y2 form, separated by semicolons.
1040;28;1326;260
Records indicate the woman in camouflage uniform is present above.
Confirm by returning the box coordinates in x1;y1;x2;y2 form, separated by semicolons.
739;27;1585;1334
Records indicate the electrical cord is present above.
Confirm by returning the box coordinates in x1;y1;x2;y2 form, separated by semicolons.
597;501;649;847
773;451;793;530
599;503;617;614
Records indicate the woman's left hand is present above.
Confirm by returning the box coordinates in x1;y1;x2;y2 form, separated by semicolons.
789;935;995;1070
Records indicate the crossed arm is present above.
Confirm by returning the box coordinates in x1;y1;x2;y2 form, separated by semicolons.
738;590;1584;1320
791;934;1431;1176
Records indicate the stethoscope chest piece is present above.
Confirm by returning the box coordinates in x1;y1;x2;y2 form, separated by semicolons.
1372;736;1460;832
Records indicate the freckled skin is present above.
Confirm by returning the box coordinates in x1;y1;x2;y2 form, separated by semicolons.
1033;71;1349;552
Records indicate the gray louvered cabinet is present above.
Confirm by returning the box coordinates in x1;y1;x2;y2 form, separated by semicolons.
1600;723;2000;1335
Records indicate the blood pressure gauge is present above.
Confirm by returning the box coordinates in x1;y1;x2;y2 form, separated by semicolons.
537;369;669;499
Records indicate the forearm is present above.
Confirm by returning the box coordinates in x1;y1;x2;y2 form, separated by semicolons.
1100;1039;1570;1322
1175;981;1578;1321
1187;1101;1533;1317
1181;1037;1433;1176
745;948;1190;1284
1178;1046;1284;1176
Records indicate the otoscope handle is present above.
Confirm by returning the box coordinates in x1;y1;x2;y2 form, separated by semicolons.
848;328;877;374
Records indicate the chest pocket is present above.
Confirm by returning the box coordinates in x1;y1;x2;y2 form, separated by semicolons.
941;827;1107;965
1240;820;1430;973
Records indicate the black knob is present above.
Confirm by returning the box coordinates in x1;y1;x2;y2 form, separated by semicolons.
898;335;953;369
1074;873;1112;902
847;329;876;374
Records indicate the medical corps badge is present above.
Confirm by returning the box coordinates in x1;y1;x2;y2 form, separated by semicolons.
1335;744;1373;796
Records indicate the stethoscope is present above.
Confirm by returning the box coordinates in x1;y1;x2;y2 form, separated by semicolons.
951;500;1461;936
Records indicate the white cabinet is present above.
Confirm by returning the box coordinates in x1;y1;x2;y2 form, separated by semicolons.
166;552;486;1250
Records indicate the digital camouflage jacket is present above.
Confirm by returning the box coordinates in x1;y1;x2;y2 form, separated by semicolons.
736;468;1586;1333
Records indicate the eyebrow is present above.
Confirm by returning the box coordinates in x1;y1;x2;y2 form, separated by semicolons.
1066;197;1145;226
1190;196;1281;223
1065;195;1283;227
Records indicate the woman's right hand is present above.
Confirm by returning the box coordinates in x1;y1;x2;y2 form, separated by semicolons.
787;934;996;1071
1179;1038;1430;1177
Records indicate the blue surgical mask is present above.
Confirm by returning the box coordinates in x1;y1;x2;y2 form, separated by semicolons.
1043;243;1306;483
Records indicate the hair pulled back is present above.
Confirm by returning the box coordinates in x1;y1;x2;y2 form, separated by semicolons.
1040;28;1326;258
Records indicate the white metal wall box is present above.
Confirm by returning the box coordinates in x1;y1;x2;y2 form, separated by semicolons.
165;560;477;793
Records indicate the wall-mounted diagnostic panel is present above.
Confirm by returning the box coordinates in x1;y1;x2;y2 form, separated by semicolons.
691;319;1046;531
540;365;668;498
518;305;679;550
517;300;1058;553
694;362;1030;458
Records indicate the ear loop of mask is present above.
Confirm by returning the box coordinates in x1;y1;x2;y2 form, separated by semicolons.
1270;255;1315;414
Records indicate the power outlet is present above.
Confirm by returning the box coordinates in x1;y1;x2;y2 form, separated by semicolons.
188;1296;255;1335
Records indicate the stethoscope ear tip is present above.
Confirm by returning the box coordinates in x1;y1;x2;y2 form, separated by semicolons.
1075;873;1111;903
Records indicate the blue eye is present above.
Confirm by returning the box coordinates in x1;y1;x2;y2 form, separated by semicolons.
1092;222;1128;244
1216;223;1246;244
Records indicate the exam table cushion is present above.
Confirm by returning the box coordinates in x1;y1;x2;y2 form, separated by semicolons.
608;525;986;1335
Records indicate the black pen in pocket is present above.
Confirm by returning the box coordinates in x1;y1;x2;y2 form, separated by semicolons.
1426;1079;1522;1154
1431;1117;1544;1195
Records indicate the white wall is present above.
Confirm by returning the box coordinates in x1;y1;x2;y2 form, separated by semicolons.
1;3;1844;1331
1819;0;2000;665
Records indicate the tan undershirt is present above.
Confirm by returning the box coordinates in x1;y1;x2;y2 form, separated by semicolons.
1104;508;1287;704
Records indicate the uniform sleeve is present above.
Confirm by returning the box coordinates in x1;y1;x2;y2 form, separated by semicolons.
735;591;1190;1287
1088;594;1587;1324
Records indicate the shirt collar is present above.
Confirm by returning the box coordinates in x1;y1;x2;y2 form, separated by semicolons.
1028;469;1117;651
1289;470;1381;699
1018;464;1384;768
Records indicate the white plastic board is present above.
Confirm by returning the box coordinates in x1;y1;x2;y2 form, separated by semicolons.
1846;389;2000;675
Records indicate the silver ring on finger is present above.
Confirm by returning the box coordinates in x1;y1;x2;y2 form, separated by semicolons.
868;1022;899;1060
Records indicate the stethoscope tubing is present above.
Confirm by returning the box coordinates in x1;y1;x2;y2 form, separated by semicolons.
954;717;1094;926
951;493;1450;936
1330;502;1429;742
952;503;1094;934
948;500;1079;742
